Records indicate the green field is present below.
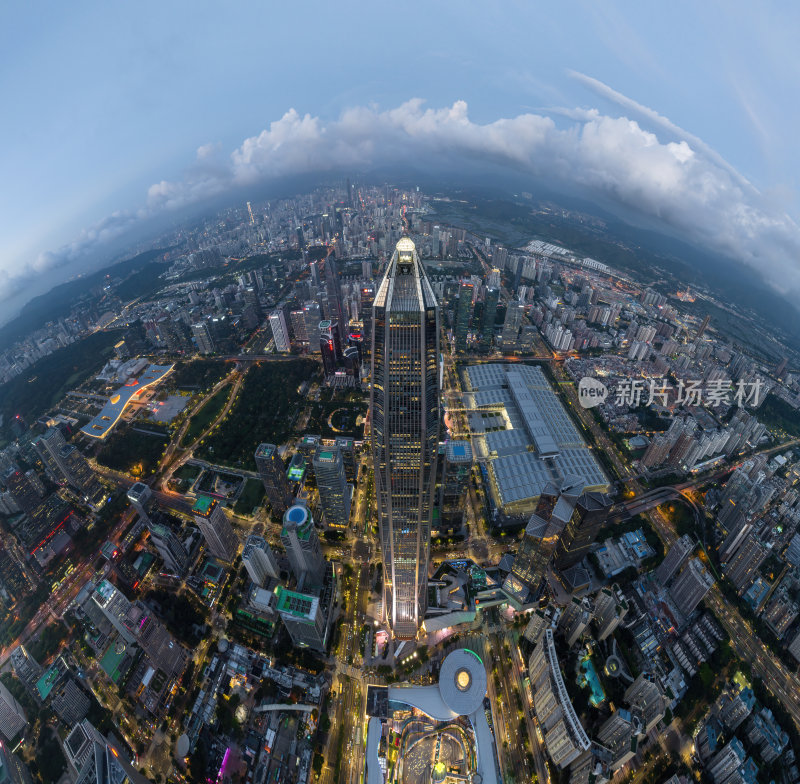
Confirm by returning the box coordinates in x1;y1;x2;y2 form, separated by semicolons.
95;425;168;478
757;394;800;438
233;478;266;516
197;359;320;470
181;385;231;447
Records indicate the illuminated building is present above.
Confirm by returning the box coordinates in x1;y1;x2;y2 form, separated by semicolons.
191;496;239;562
371;237;440;639
255;443;293;515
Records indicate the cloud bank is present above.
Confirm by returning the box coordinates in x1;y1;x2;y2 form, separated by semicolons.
20;87;800;306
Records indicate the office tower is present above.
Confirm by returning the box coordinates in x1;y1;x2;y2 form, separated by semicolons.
254;443;293;515
719;517;754;563
2;467;41;519
362;260;372;279
297;435;321;482
281;503;326;589
192;497;239;562
454;279;474;352
50;677;90;725
192;322;215;354
593;585;628;640
597;709;640;771
309;260;321;287
553;492;611;571
32;426;67;481
242;535;280;586
126;482;153;525
319;320;339;376
697;314;711;337
624;674;665;733
501;300;524;347
324;256;346;330
655;534;694;585
289;309;308;345
746;707;789;764
527;629;591;768
724;533;769;594
669;558;715;614
59;445;103;503
707;738;747;784
559;596;593;647
718;687;756;731
343;345;360;380
523;608;550;645
269;309;291;353
124;602;187;678
0;683;27;742
303;301;322;353
480;286;499;348
313;446;352;529
0;740;32;784
505;479;584;603
90;580;135;643
148;521;189;575
360;283;375;361
274;586;329;652
762;588;799;638
9;646;42;687
438;440;472;533
371;237;440;639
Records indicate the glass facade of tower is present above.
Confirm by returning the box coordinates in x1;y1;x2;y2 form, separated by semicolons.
371;238;440;639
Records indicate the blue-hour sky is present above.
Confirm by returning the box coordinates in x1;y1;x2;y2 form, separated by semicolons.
2;1;800;313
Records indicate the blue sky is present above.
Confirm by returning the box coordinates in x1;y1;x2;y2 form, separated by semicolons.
2;1;799;311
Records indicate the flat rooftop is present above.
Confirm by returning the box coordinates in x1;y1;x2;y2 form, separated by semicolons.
81;363;174;439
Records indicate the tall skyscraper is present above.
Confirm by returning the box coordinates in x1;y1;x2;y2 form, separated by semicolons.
147;521;190;575
191;497;239;562
254;443;293;515
281;503;326;589
0;683;26;742
371;237;440;639
313;446;352;529
454;279;474;352
126;482;153;525
723;533;769;594
655;535;694;585
501;300;525;347
438;440;472;534
269;310;291;353
553;491;611;571
303;301;322;353
242;535;280;586
274;585;330;652
324;255;346;330
360;283;375;362
480;286;499;349
669;558;715;614
191;322;215;355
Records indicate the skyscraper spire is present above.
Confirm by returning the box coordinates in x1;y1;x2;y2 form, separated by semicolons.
371;237;440;639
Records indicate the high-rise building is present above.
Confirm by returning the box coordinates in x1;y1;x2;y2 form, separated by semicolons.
554;491;611;571
126;482;153;525
360;283;375;361
192;497;239;562
274;586;329;652
147;521;189;575
669;558;715;614
58;445;103;504
242;535;280;586
501;300;525;348
9;646;42;687
32;426;68;482
504;479;584;605
655;535;694;585
0;739;32;784
527;629;591;768
254;443;293;515
438;440;472;534
593;585;628;640
454;279;474;352
559;596;593;647
90;579;135;643
0;682;27;742
480;286;499;349
624;674;665;733
723;533;769;594
191;322;215;355
269;310;291;353
281;503;326;589
371;238;440;639
324;256;346;331
313;446;352;529
596;709;640;771
319;320;339;376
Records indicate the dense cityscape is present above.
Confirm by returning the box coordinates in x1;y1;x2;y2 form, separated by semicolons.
0;179;798;784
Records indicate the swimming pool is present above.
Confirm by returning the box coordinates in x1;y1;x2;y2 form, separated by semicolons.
579;656;606;706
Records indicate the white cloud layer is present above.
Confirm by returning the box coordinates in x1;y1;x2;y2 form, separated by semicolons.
17;91;800;305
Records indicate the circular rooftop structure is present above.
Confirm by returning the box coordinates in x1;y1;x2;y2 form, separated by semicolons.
439;648;487;716
396;237;415;253
284;504;309;525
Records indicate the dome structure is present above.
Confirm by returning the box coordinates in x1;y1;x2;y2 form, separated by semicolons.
438;648;487;716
